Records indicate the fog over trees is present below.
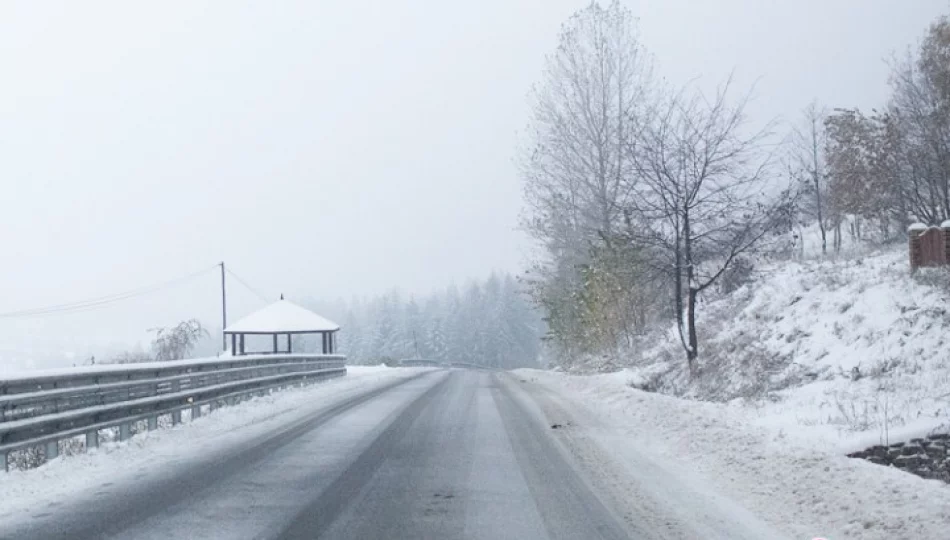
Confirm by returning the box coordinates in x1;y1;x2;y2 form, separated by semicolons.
520;2;950;371
302;273;543;368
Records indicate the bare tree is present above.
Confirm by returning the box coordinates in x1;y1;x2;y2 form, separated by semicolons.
887;15;950;225
520;1;654;359
151;319;209;361
790;102;830;254
629;77;789;369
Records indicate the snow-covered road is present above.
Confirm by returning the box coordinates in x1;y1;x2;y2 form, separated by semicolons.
8;366;939;539
0;369;628;540
0;366;431;537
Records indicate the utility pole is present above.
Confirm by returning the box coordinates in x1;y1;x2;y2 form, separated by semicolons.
220;262;227;351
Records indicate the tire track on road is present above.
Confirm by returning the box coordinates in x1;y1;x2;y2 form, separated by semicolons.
276;371;453;539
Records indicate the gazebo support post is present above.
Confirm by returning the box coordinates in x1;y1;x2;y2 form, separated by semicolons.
231;334;237;356
273;334;278;354
287;334;292;354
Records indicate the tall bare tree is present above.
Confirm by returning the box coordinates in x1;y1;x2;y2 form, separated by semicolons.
629;78;789;368
521;1;654;360
887;15;950;225
790;102;830;254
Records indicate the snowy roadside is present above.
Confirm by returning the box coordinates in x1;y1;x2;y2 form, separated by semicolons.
513;369;950;540
0;366;429;522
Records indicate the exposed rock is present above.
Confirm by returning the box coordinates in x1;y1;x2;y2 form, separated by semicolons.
924;444;946;459
849;433;950;484
901;444;923;456
895;454;922;468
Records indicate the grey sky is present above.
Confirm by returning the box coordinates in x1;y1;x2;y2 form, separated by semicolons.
1;1;946;362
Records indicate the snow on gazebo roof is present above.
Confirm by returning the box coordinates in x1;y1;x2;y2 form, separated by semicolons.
224;299;340;335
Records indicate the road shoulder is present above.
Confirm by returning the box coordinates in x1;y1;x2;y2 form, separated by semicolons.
510;369;950;540
501;371;790;540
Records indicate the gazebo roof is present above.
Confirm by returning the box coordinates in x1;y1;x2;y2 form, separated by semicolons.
224;299;340;334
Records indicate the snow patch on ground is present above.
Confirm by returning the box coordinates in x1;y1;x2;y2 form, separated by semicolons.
517;368;950;540
0;366;427;521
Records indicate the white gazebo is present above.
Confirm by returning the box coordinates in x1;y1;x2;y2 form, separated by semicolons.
224;297;340;356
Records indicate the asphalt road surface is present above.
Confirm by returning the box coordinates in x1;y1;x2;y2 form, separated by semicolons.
2;370;632;540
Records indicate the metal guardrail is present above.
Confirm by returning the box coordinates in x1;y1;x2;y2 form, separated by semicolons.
0;354;346;470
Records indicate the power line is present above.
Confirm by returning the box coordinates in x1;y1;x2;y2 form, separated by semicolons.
225;268;271;303
0;264;218;319
0;265;217;318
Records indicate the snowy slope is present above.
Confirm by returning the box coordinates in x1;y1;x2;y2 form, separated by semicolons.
532;240;950;538
609;245;950;451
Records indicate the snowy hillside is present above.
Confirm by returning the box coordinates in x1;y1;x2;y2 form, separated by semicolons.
603;244;950;451
516;245;950;539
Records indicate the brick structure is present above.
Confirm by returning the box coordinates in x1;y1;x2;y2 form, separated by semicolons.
908;222;950;272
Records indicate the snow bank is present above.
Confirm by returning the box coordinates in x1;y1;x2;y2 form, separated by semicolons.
0;366;427;520
518;369;950;540
615;246;950;453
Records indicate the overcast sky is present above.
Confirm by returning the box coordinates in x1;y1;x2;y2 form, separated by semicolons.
1;0;947;363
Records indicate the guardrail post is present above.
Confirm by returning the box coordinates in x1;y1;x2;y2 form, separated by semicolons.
191;404;202;419
119;423;132;441
147;416;158;431
46;440;59;460
172;410;182;425
86;430;98;450
2;451;8;472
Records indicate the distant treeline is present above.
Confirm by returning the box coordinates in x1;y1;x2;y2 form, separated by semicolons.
302;273;543;368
